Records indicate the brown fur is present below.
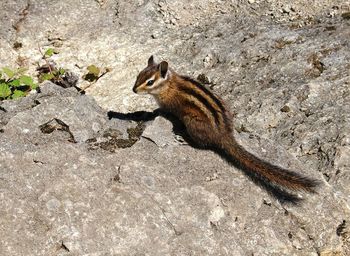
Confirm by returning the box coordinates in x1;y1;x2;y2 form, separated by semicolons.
133;56;319;193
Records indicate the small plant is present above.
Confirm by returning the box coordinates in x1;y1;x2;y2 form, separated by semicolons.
80;65;110;91
37;48;66;83
83;65;110;82
83;65;101;82
37;47;77;88
37;64;66;83
0;67;37;100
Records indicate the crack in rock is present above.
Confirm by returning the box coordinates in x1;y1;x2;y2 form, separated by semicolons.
39;118;76;143
87;122;145;152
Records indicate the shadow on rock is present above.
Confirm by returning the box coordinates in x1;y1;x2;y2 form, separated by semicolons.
108;109;305;204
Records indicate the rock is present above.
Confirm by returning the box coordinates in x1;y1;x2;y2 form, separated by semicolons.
1;0;350;255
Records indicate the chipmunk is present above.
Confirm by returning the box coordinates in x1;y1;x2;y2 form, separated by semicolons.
133;56;319;193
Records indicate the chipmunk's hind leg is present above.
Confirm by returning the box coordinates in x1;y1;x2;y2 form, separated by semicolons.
182;115;221;148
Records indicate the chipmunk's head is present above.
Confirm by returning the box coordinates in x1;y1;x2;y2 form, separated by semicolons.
133;55;170;95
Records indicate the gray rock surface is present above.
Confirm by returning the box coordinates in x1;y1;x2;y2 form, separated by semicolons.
1;0;350;255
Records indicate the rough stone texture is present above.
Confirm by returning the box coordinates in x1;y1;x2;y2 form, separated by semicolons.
1;0;350;255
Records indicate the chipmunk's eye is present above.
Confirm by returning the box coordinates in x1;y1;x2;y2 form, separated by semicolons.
146;79;154;86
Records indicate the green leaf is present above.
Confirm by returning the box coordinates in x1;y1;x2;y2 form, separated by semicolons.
9;79;21;87
2;67;15;79
16;67;28;75
41;73;55;81
0;83;11;98
31;83;38;90
44;48;54;58
59;68;65;75
87;65;100;77
12;90;26;99
19;75;34;86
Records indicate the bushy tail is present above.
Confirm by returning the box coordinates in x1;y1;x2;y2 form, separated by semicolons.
222;138;319;192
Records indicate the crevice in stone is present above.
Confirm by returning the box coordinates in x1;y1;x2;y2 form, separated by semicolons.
0;106;7;112
87;122;146;152
12;1;31;33
39;118;76;143
60;241;70;252
33;159;45;165
336;220;346;236
12;0;31;51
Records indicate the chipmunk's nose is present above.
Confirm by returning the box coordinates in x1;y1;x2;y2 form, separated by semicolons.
132;85;137;93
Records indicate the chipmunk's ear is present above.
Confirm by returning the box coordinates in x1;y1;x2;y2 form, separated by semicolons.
159;61;168;78
148;55;155;66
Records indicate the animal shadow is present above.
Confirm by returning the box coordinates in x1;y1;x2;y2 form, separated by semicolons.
108;109;304;204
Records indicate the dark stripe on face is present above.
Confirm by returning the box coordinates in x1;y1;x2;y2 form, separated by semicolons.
180;76;226;114
134;66;158;88
178;86;221;125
